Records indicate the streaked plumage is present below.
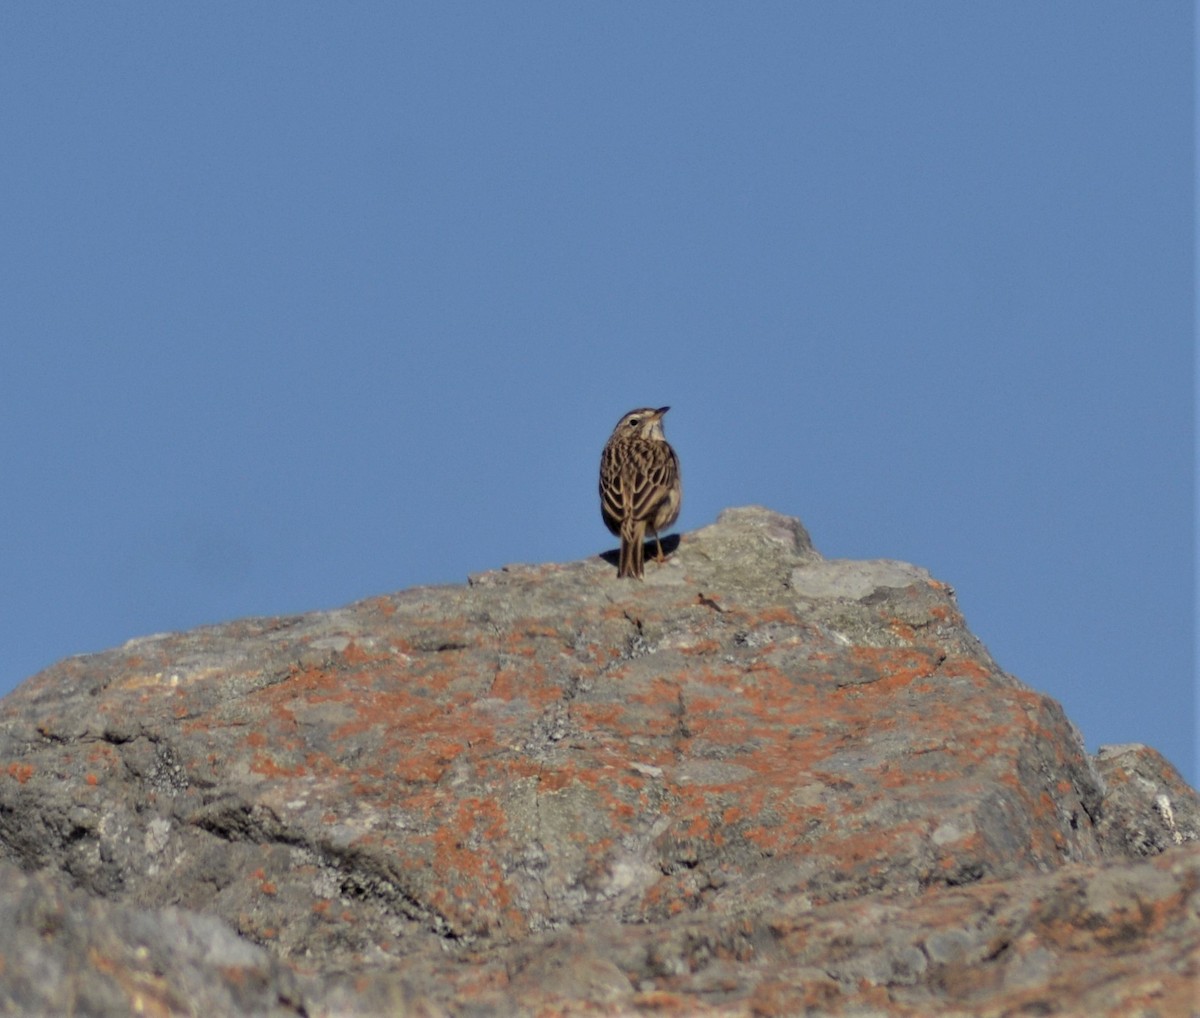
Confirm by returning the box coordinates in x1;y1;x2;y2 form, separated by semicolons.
599;406;682;579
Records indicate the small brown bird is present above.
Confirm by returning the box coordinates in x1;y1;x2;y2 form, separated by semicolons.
599;406;682;578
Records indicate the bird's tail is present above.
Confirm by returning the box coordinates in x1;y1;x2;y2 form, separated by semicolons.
618;519;647;579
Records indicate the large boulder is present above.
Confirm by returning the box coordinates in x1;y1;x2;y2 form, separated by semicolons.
0;507;1194;1014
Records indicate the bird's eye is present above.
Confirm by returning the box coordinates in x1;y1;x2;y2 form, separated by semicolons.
627;418;639;427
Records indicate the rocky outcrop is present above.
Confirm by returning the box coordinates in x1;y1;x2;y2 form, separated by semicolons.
1094;743;1200;859
0;862;303;1017
0;507;1195;1015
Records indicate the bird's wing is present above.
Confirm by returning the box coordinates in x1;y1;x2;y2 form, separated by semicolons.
626;442;677;522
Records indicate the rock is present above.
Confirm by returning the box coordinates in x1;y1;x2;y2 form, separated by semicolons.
1094;743;1199;857
0;506;1195;1015
0;861;303;1016
742;846;1200;1017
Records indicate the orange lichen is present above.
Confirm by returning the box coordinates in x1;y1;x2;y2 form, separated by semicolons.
5;763;34;784
371;599;398;617
938;656;992;681
340;642;381;666
755;607;802;625
249;753;306;779
681;639;723;655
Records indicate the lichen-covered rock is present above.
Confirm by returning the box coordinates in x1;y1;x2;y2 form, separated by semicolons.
0;862;304;1016
1094;743;1199;857
0;506;1194;1015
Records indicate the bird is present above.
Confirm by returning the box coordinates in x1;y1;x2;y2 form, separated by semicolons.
599;406;682;579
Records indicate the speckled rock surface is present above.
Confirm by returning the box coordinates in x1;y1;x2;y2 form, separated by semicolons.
1094;743;1199;858
0;861;304;1017
0;506;1195;1015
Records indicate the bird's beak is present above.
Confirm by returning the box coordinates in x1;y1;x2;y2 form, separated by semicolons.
655;406;670;416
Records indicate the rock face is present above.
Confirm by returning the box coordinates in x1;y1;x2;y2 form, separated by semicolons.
0;506;1195;1015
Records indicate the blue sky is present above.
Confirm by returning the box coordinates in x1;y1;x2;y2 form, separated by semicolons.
1;5;1194;785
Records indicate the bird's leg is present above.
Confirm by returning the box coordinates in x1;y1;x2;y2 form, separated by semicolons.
654;532;665;563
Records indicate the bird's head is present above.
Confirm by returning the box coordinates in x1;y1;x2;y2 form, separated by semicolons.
611;406;670;442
